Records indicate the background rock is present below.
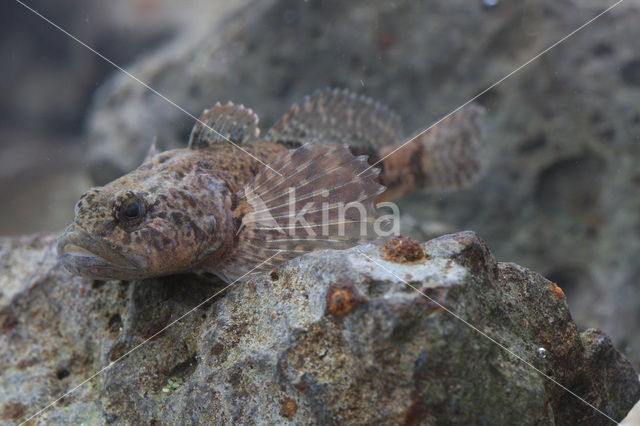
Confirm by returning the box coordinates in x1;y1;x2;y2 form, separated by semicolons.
1;232;638;424
0;0;243;234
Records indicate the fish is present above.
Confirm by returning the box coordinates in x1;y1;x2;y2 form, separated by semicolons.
57;88;484;282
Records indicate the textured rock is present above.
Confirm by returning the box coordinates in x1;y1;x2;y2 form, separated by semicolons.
1;231;638;424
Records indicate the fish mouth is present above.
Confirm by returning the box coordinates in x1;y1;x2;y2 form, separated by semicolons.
57;229;145;280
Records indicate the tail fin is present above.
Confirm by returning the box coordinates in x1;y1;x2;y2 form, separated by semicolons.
213;142;386;281
379;104;485;198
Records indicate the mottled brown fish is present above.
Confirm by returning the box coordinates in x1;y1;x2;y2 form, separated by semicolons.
58;88;483;282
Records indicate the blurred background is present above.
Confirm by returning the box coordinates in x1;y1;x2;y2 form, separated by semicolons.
2;0;639;371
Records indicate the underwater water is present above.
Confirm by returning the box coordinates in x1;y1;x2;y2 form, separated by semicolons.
1;0;639;423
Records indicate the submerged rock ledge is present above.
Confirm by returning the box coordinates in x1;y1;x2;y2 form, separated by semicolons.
0;231;638;424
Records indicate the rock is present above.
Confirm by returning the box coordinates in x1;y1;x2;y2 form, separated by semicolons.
1;231;638;424
1;0;225;134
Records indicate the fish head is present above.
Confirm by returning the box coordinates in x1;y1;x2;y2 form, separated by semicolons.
57;151;232;280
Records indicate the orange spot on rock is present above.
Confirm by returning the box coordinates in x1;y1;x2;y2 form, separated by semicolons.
0;308;18;334
400;393;424;426
16;358;37;370
211;343;224;357
382;235;427;264
548;281;565;301
280;397;297;419
377;30;395;50
294;380;309;393
325;282;366;318
1;401;26;420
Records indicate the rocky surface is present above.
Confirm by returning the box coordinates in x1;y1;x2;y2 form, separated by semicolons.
1;231;638;424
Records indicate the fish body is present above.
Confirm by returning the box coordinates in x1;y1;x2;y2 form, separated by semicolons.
58;89;483;282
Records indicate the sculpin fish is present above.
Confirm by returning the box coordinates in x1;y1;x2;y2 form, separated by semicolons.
58;88;483;282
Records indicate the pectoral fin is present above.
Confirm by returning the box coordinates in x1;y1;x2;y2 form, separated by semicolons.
216;142;386;281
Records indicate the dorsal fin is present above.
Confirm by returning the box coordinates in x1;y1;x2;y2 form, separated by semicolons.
208;141;386;282
188;102;260;149
266;88;404;158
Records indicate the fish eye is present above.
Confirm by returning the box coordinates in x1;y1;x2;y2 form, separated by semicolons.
115;192;147;225
122;200;142;219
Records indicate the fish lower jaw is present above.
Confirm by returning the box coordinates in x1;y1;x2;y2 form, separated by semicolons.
57;232;144;279
57;252;138;280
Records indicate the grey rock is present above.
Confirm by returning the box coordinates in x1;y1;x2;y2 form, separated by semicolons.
2;0;219;134
1;231;638;424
